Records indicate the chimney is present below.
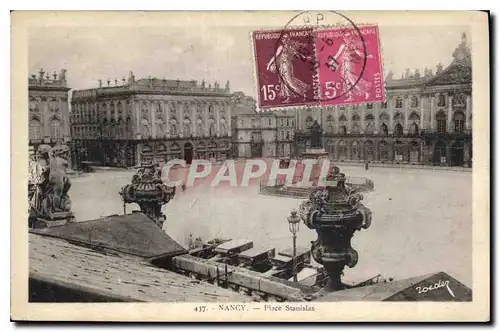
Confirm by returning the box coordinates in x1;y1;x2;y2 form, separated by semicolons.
404;68;410;79
98;79;102;88
386;70;394;80
414;69;420;78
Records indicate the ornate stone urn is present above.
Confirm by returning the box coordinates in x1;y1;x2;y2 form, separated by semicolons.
298;166;372;291
119;161;176;228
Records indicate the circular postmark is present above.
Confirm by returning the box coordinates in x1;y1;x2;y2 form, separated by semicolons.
273;11;368;104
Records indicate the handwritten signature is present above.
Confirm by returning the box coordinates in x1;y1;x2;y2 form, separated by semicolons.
415;280;455;298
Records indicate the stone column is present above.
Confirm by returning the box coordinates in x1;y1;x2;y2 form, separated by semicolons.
389;98;394;134
347;108;352;134
447;95;453;132
163;100;169;137
150;100;156;138
430;95;436;130
375;107;380;134
134;100;140;138
204;101;210;137
216;102;221;136
420;96;425;130
178;101;184;137
191;102;196;137
361;107;365;134
466;95;472;130
404;95;409;134
42;98;50;140
226;102;232;137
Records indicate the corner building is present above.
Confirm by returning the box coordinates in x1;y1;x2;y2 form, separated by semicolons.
28;69;71;151
294;32;473;167
71;73;235;168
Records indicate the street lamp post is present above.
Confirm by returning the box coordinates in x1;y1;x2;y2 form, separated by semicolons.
287;209;300;283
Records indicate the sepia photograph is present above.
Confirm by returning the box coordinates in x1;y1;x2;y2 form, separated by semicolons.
11;10;490;322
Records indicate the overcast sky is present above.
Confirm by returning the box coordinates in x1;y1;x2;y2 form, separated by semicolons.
28;25;469;97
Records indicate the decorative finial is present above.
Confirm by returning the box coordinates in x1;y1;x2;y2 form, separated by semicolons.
107;79;111;87
39;68;45;79
98;79;102;88
115;78;118;86
122;77;126;85
462;32;467;45
53;71;57;80
436;63;443;74
225;80;230;91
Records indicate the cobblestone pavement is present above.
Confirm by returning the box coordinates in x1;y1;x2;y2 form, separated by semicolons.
69;165;472;287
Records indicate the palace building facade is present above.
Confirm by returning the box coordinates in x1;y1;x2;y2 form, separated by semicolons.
29;69;72;152
71;73;236;168
232;107;296;159
294;32;473;167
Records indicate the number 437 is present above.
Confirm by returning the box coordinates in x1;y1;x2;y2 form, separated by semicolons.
324;81;341;99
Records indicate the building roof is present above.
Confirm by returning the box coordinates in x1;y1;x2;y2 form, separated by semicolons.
29;233;254;302
29;212;187;260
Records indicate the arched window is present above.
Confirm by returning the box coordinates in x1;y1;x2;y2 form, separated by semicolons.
352;122;360;134
409;122;419;135
352;113;360;122
394;123;403;136
409;111;420;121
379;140;389;161
338;140;347;158
352;141;359;159
453;111;465;133
438;94;446;107
381;102;388;108
209;123;216;137
50;118;62;140
380;123;388;135
366;103;373;109
29;119;42;140
305;116;313;129
436;111;447;133
339;114;347;122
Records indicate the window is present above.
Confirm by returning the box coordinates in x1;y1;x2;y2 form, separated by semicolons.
394;123;403;136
268;118;271;126
50;119;62;140
305;116;313;129
340;125;347;135
436;111;447;133
438;94;446;107
453;112;465;133
29;120;42;140
395;97;403;109
411;96;419;108
170;124;177;136
366;103;373;109
286;118;289;126
381;102;387;108
380;123;388;135
409;122;419;135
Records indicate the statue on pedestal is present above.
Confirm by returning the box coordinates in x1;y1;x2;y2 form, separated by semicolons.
309;120;322;148
28;144;75;228
298;166;372;293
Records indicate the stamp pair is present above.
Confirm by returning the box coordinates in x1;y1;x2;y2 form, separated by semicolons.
252;25;385;110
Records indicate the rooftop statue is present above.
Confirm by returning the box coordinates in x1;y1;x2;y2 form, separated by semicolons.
28;144;75;228
309;120;322;148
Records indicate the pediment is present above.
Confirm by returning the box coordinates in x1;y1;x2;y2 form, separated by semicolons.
426;63;472;86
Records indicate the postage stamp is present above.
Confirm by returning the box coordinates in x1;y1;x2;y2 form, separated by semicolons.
252;24;385;110
11;10;490;323
252;28;318;109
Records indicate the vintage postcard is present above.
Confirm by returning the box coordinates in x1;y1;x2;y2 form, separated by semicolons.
11;10;490;322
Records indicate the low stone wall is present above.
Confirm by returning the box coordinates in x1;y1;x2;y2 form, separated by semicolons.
332;161;472;172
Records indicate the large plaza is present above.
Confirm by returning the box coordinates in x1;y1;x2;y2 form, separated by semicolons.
69;164;472;288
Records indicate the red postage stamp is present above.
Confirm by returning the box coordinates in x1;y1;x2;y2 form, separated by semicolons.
252;24;385;110
252;28;318;109
316;25;385;106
